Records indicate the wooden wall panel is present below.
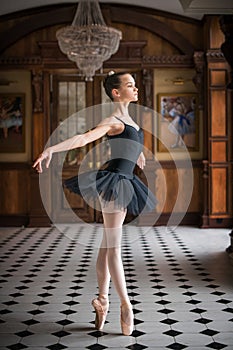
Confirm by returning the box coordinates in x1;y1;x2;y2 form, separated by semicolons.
204;17;232;228
211;141;227;162
211;167;227;214
210;70;227;86
155;164;201;215
211;90;226;136
0;167;29;214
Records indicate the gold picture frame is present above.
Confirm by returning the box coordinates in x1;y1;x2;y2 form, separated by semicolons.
0;93;25;153
157;93;199;152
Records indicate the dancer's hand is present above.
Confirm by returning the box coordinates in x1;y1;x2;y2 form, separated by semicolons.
32;148;53;173
137;152;146;169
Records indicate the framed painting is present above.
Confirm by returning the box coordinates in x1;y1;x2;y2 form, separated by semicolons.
157;93;199;152
0;93;25;153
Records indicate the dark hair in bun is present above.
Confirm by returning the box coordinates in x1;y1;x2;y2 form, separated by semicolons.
103;71;128;101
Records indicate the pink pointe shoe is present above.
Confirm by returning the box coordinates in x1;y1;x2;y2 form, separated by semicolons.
92;298;109;330
120;303;134;336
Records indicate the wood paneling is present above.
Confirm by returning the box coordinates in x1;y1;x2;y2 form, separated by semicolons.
211;167;227;214
211;90;226;136
0;166;29;214
210;70;227;86
204;16;232;227
211;141;227;162
209;17;225;49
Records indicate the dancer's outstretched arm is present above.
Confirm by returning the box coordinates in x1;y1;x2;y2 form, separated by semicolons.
32;121;119;173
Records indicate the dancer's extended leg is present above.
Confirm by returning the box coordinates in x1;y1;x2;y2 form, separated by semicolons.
101;209;134;335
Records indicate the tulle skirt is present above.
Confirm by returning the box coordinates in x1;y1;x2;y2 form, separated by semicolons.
64;169;157;216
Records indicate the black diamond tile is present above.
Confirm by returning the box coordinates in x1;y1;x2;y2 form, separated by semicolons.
133;318;144;325
161;318;178;325
211;291;225;296
190;308;207;314
20;279;33;284
43;286;56;290
28;309;44;315
202;278;214;282
131;300;141;306
186;299;201;305
87;344;107;350
152;284;166;289
150;278;163;283
60;309;76;315
71;279;85;284
22;319;39;326
206;342;227;349
69;285;83;290
195;317;212;324
216;299;231;304
153;291;168;297
222;307;233;314
3;300;18;306
167;342;187;349
133;308;142;315
16;286;28;290
128;285;139;290
158;308;174;314
33;300;49;306
47;344;67;350
56;319;74;326
46;279;59;284
201;329;219;336
52;330;71;338
9;292;23;298
63;300;79;306
7;344;28;350
15;330;34;337
164;329;183;337
131;329;145;337
182;291;197;296
179;284;192;289
66;292;81;298
88;330;108;338
176;278;189;282
126;344;148;350
0;309;12;314
206;284;220;289
156;300;171;305
128;292;140;297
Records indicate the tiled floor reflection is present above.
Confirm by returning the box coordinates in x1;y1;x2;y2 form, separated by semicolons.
0;225;232;349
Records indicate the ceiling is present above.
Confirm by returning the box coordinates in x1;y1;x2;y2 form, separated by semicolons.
0;0;232;20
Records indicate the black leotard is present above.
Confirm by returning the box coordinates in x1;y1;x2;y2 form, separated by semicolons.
64;119;157;215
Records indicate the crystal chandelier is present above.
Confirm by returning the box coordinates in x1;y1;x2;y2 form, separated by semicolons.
56;0;122;81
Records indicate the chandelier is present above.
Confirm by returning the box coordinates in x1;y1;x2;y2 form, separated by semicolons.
56;0;122;81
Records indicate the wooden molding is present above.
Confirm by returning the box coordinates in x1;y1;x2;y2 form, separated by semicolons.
206;49;225;62
0;56;41;66
143;55;193;67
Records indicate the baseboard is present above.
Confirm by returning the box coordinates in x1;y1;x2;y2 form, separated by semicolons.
0;215;29;227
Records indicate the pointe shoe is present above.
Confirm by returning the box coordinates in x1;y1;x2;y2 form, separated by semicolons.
120;303;134;336
92;298;109;330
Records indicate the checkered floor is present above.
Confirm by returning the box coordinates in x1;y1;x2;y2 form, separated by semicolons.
0;225;233;349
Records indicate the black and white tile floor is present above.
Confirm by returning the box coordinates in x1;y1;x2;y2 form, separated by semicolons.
0;225;233;349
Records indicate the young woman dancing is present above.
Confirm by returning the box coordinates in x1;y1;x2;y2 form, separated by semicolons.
33;72;156;336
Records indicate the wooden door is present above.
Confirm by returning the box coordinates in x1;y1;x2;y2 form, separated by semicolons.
50;74;101;223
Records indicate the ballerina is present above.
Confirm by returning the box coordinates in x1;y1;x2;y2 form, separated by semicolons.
33;71;157;335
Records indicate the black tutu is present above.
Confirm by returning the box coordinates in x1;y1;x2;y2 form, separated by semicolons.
64;168;157;215
64;119;157;216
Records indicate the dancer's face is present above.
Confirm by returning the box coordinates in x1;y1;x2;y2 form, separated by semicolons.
115;74;138;102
